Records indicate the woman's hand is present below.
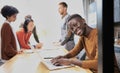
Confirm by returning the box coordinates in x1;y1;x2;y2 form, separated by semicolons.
17;48;24;54
35;42;43;49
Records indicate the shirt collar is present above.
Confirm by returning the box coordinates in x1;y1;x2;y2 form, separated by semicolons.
62;13;69;19
5;20;11;24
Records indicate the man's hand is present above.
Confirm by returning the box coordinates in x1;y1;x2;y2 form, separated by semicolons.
51;58;72;66
51;55;65;63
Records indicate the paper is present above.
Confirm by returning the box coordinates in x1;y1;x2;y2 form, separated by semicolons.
23;49;34;54
38;49;66;59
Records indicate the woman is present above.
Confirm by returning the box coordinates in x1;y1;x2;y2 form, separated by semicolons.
1;5;23;60
17;18;42;49
19;15;40;43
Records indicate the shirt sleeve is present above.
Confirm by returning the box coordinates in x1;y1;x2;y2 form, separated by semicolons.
60;27;74;45
65;37;84;58
81;35;98;70
16;31;31;49
60;15;74;45
2;24;17;58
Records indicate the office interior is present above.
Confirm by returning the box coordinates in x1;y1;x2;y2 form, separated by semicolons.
0;0;114;73
0;0;97;56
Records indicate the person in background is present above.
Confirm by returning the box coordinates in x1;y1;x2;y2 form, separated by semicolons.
53;2;75;51
51;14;98;73
16;18;42;49
19;15;40;43
0;5;23;60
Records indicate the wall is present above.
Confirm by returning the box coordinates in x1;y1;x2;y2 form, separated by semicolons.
0;0;84;45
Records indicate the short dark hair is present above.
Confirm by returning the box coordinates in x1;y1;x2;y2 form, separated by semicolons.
67;14;83;22
59;2;68;8
1;5;19;19
23;18;34;33
67;14;86;28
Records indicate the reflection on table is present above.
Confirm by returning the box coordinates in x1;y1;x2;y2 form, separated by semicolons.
0;47;92;73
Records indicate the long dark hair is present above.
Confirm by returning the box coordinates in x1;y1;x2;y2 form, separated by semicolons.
23;18;34;33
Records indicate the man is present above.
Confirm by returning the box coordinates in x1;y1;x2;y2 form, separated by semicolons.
51;14;98;73
54;2;75;51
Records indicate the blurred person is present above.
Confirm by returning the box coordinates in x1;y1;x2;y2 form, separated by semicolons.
53;2;75;51
0;5;23;60
19;15;40;43
17;18;42;49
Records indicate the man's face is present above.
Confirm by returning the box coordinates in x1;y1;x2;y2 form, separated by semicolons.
68;18;86;36
58;5;66;15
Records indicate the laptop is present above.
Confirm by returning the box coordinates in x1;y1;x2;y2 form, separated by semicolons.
41;59;75;70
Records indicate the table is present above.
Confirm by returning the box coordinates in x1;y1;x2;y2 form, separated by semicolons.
0;48;92;73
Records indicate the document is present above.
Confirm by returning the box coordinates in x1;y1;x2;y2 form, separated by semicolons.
23;49;34;54
38;48;66;59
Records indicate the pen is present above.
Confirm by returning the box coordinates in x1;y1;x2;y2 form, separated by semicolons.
44;57;54;59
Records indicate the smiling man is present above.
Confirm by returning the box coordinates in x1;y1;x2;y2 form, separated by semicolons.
51;14;98;73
